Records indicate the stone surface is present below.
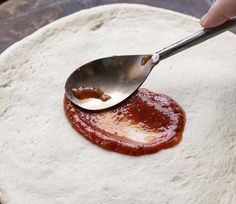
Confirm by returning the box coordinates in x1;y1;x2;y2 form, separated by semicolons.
0;0;211;53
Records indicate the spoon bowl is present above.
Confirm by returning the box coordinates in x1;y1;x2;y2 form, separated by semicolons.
65;54;158;110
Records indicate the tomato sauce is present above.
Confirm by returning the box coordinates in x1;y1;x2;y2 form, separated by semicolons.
64;88;185;156
72;86;111;102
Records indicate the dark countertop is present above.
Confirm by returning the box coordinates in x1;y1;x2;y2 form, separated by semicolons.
0;0;211;53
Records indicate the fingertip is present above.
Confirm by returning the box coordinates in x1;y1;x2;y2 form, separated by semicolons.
203;17;228;28
200;0;229;28
200;14;207;27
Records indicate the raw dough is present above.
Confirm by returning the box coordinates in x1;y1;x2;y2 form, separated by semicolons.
0;4;236;204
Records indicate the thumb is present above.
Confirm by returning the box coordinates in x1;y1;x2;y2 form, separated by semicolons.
200;14;208;26
200;0;236;28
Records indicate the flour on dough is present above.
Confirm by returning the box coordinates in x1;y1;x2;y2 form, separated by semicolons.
0;4;236;204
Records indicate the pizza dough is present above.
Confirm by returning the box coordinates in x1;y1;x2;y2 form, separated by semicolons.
0;4;236;204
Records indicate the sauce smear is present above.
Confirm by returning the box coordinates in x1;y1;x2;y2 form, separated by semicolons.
141;54;152;65
64;88;185;156
72;86;111;102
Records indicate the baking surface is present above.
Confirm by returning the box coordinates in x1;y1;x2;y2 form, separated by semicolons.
0;0;211;53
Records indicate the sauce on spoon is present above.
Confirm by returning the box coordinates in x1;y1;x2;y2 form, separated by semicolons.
72;86;111;102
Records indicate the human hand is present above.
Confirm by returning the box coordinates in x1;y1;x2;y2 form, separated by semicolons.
200;0;236;28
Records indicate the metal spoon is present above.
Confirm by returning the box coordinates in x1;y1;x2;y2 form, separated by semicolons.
65;17;236;111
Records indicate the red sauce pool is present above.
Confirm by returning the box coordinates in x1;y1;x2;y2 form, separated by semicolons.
64;88;185;156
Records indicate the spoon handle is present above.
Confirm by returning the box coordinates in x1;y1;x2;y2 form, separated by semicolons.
158;17;236;61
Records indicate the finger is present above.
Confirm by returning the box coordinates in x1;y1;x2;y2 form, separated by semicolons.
200;14;207;27
202;0;228;28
